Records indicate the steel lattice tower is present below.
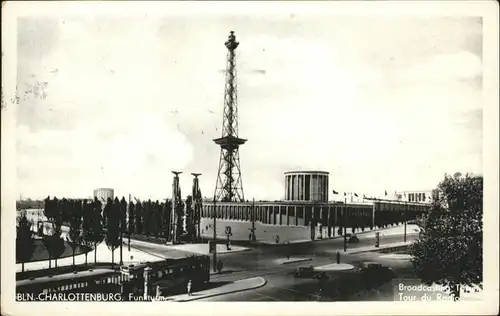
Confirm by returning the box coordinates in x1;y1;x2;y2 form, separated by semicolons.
213;31;247;202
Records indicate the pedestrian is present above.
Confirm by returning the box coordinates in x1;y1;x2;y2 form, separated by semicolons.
336;251;340;264
217;259;223;273
187;280;192;296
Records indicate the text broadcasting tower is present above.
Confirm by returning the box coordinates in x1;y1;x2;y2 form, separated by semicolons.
213;31;247;202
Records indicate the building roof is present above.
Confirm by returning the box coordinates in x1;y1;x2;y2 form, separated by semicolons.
17;268;118;287
284;171;329;175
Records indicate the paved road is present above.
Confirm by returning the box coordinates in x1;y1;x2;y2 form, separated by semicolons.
130;227;419;301
212;232;418;275
204;250;416;302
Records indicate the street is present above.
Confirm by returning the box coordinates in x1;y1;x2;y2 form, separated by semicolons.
129;227;419;301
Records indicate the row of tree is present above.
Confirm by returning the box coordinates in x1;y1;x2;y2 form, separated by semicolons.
16;195;202;271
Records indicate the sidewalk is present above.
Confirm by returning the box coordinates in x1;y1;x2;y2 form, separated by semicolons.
258;224;417;246
164;277;267;302
128;239;250;256
346;241;412;255
274;257;312;265
168;243;250;255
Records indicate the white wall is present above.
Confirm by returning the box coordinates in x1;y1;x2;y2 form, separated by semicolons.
200;218;311;243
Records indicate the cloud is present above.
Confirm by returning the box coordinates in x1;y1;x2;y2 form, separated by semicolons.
399;51;482;83
17;111;194;199
15;16;483;200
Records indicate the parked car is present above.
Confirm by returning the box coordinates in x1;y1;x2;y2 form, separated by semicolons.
294;266;315;278
323;263;395;299
312;271;329;280
359;263;395;286
294;266;330;280
348;235;359;243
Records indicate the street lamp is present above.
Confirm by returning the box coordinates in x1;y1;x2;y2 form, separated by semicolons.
343;195;347;252
404;201;407;243
251;198;256;242
212;196;217;273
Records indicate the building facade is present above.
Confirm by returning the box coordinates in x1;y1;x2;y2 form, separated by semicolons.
284;171;329;202
395;190;434;203
93;188;114;201
200;199;428;240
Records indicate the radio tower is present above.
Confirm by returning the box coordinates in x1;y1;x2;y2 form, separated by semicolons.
213;31;247;202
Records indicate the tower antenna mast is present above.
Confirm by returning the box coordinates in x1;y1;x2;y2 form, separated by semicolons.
213;31;247;202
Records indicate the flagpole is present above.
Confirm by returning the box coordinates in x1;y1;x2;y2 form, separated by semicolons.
404;201;407;243
212;196;217;273
343;193;347;252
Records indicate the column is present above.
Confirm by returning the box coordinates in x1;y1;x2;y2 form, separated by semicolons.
271;205;276;225
327;206;331;237
285;176;289;200
325;176;328;201
316;176;320;201
303;175;306;200
298;176;302;200
293;175;299;200
271;206;275;225
318;206;323;238
311;205;315;226
279;206;283;225
314;175;319;201
286;206;289;226
295;206;298;226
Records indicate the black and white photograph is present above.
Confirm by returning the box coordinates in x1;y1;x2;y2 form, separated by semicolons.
1;1;498;315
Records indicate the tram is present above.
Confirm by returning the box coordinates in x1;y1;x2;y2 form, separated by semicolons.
17;268;121;297
120;254;210;298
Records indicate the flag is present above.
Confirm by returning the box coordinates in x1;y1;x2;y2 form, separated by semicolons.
344;192;346;196
354;193;358;197
332;190;339;195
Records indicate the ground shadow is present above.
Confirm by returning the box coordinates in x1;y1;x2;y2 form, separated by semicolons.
198;281;231;291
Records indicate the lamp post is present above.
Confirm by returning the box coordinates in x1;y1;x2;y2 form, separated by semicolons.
251;198;256;242
212;196;217;273
343;195;347;252
404;201;407;243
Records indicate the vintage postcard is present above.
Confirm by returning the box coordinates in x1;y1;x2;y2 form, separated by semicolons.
1;1;499;316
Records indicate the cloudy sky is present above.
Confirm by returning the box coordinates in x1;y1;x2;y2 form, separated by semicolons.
15;12;483;201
